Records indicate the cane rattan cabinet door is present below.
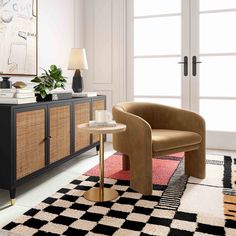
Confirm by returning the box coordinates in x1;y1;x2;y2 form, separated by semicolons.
16;109;46;180
49;105;70;163
92;99;105;143
74;102;90;151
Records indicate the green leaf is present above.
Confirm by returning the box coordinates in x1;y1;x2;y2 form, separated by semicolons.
40;90;47;99
31;77;41;83
50;65;57;71
55;82;62;87
34;86;40;91
35;65;66;98
44;88;50;94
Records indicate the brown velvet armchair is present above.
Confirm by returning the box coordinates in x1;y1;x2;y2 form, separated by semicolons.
112;102;206;195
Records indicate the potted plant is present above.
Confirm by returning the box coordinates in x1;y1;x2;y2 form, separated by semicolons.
31;65;67;100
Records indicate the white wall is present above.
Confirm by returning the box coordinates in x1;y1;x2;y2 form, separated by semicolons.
84;0;127;111
10;0;80;90
7;0;126;105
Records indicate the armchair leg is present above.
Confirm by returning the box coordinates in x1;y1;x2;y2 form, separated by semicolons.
129;153;152;195
185;149;205;179
122;154;130;170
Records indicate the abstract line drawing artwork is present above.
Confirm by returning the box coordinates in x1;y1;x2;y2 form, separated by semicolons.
0;0;37;76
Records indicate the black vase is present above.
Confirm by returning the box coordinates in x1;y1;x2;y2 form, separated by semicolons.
0;77;12;88
72;69;84;93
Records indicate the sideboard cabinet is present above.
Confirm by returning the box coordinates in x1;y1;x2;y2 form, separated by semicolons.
0;96;106;204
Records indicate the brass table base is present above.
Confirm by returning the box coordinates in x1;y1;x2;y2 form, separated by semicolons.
84;187;119;202
78;130;124;202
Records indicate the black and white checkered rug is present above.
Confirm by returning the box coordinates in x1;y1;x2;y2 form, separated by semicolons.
1;155;236;235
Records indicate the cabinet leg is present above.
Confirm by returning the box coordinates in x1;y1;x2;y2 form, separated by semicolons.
96;145;100;155
9;189;16;206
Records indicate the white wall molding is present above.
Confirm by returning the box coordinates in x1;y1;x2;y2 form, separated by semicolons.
119;0;127;102
126;0;133;102
94;0;113;84
84;0;127;111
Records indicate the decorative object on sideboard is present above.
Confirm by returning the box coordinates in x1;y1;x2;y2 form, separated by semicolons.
0;88;36;104
35;91;72;102
12;81;27;89
0;80;32;105
0;77;12;88
72;91;97;97
31;65;67;100
68;48;88;93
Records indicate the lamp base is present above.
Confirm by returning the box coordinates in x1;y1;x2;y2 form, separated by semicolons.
72;69;84;93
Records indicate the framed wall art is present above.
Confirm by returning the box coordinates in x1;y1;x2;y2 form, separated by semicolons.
0;0;38;76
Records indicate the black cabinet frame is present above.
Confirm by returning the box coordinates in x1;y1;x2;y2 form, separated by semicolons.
0;95;106;203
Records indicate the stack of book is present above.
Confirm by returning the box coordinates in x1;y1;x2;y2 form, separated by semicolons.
89;120;116;127
0;88;36;104
72;91;97;97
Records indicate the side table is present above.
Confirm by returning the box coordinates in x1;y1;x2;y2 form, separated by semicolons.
77;123;126;202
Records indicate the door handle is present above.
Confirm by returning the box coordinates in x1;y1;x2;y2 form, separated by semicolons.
178;56;188;76
192;56;202;76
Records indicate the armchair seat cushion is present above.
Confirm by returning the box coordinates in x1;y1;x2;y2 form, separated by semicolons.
152;129;202;153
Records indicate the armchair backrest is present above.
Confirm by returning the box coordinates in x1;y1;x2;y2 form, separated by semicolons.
113;102;175;129
113;102;205;134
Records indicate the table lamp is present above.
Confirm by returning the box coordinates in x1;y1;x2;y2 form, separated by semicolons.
68;48;88;93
